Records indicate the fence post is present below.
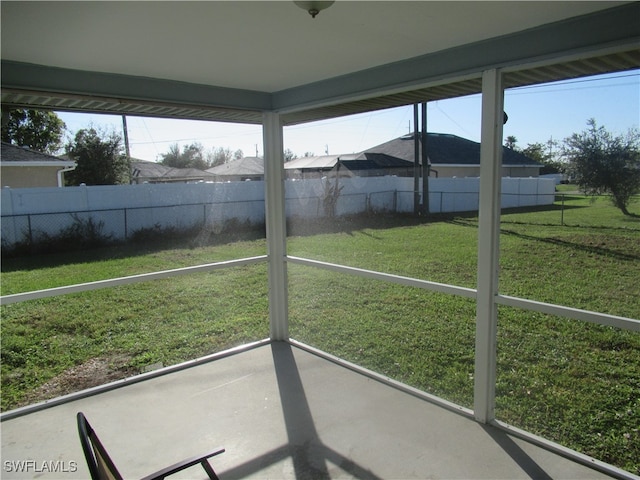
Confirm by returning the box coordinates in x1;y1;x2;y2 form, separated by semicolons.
561;193;565;226
203;203;207;230
28;214;33;245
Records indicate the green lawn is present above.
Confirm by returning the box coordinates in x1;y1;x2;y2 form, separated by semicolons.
1;195;639;473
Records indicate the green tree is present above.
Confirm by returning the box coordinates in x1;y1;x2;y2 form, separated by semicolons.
209;146;234;168
1;109;66;154
284;148;297;162
160;142;209;170
563;119;640;216
504;135;518;150
521;142;545;163
522;141;563;175
65;127;129;185
159;143;183;167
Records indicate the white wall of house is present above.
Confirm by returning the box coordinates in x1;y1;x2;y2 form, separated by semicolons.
1;176;555;247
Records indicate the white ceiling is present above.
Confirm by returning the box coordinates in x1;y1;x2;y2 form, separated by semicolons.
0;1;628;93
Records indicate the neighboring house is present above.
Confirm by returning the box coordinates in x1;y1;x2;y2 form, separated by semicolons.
284;153;413;179
363;132;542;178
131;159;216;184
206;157;264;182
0;142;76;188
201;133;542;182
339;152;414;177
283;155;342;179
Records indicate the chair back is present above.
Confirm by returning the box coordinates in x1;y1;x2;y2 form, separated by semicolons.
77;412;124;480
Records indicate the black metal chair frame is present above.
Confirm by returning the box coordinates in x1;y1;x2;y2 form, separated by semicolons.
77;412;224;480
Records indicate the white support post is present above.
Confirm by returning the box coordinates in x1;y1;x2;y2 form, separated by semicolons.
474;68;504;424
263;111;289;340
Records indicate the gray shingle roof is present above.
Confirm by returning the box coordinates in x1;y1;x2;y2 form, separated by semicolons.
1;142;72;164
206;156;264;176
283;155;340;170
340;152;413;170
363;133;541;166
132;159;215;181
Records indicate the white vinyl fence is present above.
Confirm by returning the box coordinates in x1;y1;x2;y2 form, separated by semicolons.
1;176;555;248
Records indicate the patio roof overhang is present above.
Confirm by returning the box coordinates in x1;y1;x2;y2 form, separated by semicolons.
1;2;638;125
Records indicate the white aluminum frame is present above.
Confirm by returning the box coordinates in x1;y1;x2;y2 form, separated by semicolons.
263;111;289;341
474;68;504;424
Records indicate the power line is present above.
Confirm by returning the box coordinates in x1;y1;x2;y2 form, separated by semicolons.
432;102;475;138
508;71;639;93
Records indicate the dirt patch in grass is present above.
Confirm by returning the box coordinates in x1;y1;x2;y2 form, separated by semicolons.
22;354;136;407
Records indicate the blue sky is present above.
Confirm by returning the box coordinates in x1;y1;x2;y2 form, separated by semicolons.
57;70;639;162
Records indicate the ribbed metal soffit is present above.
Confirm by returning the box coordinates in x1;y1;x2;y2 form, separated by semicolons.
1;50;639;126
281;50;640;125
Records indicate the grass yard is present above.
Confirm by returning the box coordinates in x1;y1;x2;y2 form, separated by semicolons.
1;193;639;473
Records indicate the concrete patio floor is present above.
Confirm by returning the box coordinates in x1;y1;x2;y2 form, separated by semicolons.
1;341;619;479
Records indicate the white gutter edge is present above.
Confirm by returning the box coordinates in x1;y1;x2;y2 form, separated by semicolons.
57;163;77;187
1;161;75;167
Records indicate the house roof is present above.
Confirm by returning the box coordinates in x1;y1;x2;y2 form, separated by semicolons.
272;132;545;172
339;152;414;170
132;159;215;182
284;155;341;171
363;133;541;167
0;142;75;166
1;3;638;125
207;157;264;176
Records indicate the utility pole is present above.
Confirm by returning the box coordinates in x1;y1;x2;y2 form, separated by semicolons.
413;103;430;215
413;104;420;215
421;102;429;215
122;115;132;183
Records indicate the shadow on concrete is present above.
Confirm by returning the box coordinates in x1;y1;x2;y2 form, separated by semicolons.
220;342;382;479
481;424;553;480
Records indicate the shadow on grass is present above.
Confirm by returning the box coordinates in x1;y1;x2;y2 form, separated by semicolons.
1;224;267;273
4;212;457;273
6;205;636;273
0;208;555;273
447;216;640;262
499;229;640;261
449;203;640;232
286;212;436;238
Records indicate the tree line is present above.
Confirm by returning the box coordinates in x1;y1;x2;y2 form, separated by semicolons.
2;109;639;215
0;110;249;184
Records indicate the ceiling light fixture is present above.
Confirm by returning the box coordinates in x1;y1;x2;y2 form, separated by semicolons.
294;1;335;18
